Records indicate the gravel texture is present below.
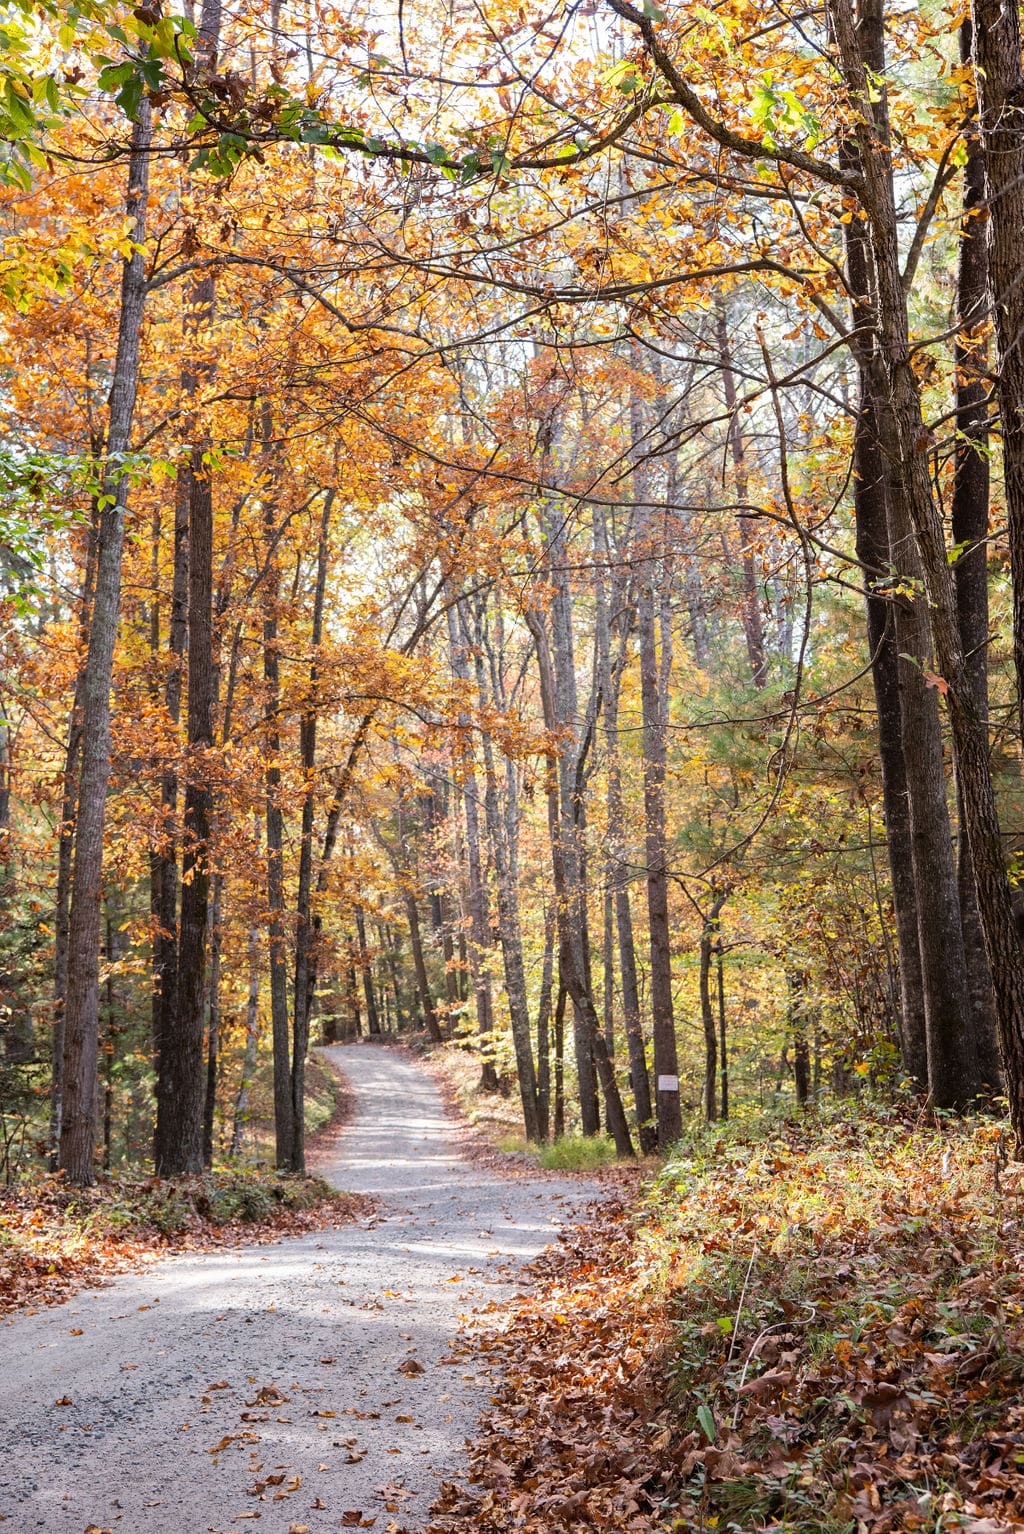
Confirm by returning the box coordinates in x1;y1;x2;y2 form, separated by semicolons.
0;1043;593;1533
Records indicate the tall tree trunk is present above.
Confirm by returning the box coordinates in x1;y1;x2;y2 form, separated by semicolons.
471;602;541;1140
262;481;294;1169
699;901;717;1122
952;30;1001;1092
50;508;99;1166
535;901;555;1142
837;0;976;1106
151;474;188;1131
405;887;442;1042
970;0;1024;748
202;870;224;1167
840;79;926;1080
716;303;768;689
832;0;1024;1140
155;0;223;1176
593;500;655;1151
528;605;634;1157
290;492;333;1173
355;906;381;1035
629;377;682;1149
446;600;499;1088
528;498;601;1136
231;915;261;1157
553;983;566;1139
59;105;152;1186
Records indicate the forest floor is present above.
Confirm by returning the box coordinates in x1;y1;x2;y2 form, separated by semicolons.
423;1097;1024;1534
0;1042;596;1533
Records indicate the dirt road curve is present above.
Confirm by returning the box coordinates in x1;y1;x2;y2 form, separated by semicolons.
0;1044;593;1533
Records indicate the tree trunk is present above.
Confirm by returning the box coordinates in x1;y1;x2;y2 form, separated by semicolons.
202;870;224;1167
528;604;634;1157
832;0;1024;1139
535;901;555;1142
152;473;188;1128
699;898;725;1122
355;906;381;1035
446;601;499;1088
593;499;655;1151
471;603;541;1140
59;105;152;1186
553;983;566;1139
262;483;294;1170
970;0;1024;749
290;493;333;1173
716;303;767;689
835;0;978;1108
629;377;682;1148
231;917;261;1157
405;889;442;1042
952;30;1001;1092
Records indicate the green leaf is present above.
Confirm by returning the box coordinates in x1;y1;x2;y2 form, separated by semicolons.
697;1403;716;1443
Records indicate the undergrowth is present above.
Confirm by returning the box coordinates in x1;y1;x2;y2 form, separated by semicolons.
429;1101;1024;1534
643;1103;1024;1533
0;1167;368;1316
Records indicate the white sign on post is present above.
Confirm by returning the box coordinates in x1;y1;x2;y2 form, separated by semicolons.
657;1075;679;1092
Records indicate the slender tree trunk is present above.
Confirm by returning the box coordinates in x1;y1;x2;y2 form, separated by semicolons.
405;889;442;1042
629;378;682;1148
553;983;566;1139
152;474;188;1126
202;870;224;1167
528;605;634;1156
952;33;1001;1091
471;604;541;1140
261;480;294;1169
51;490;101;1166
231;917;261;1158
59;106;152;1186
355;906;381;1035
446;600;499;1088
970;0;1024;749
789;970;812;1106
535;901;555;1142
717;936;728;1121
290;493;333;1173
699;904;721;1122
716;303;767;689
594;500;656;1151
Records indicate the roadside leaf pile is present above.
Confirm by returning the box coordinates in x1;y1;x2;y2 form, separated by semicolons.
430;1107;1024;1534
0;1170;370;1316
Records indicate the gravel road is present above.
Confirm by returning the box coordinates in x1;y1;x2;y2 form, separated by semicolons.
0;1044;594;1533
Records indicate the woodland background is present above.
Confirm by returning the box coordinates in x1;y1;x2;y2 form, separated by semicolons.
2;0;1024;1186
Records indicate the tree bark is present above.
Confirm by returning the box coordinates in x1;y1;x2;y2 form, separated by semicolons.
952;30;1001;1091
629;373;682;1148
832;0;1024;1136
290;492;333;1172
446;599;499;1088
59;105;152;1185
970;0;1024;748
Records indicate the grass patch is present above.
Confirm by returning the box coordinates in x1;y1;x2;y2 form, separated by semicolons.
536;1134;618;1172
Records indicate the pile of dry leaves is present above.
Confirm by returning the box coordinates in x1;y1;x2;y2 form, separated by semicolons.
0;1169;370;1317
428;1107;1024;1534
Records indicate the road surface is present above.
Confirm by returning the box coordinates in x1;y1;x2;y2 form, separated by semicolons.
0;1044;592;1533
